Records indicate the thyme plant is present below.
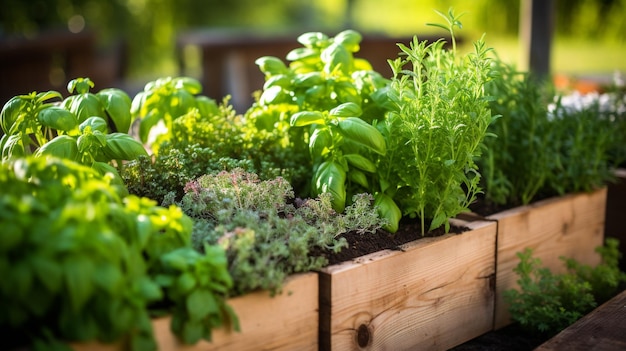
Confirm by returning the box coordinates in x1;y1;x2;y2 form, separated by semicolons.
176;169;385;296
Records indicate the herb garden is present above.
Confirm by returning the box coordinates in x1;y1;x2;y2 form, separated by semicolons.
2;9;625;351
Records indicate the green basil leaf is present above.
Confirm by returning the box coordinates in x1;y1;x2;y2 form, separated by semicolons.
290;111;325;127
97;88;132;133
259;85;291;105
170;89;196;119
79;116;108;134
430;212;449;232
263;74;292;90
38;107;78;132
35;90;63;104
92;263;123;294
174;77;202;95
69;93;105;124
67;77;94;94
182;321;203;344
329;102;362;118
1;96;26;134
348;169;369;188
35;135;78;161
195;96;220;117
297;32;329;48
309;127;333;160
314;160;346;212
374;193;402;233
334;81;361;105
286;47;319;63
187;288;218;321
255;56;288;75
130;91;147;116
138;110;163;143
337;117;386;155
2;134;25;159
102;133;148;160
176;272;197;294
137;276;163;301
334;29;362;52
293;72;324;88
63;255;95;312
343;153;377;173
321;42;352;75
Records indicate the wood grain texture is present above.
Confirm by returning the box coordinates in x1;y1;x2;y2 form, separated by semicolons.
491;187;607;329
72;272;318;351
319;219;497;351
535;289;626;351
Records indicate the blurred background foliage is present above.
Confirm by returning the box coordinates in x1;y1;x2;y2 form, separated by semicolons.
1;0;625;80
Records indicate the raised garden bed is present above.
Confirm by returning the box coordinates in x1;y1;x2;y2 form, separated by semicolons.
319;218;497;350
71;273;319;351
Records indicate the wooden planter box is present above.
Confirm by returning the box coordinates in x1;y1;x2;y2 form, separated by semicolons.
489;187;607;329
318;219;497;351
71;272;319;351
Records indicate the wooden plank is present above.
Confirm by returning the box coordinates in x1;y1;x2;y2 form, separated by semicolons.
72;272;318;351
153;272;318;351
491;188;607;329
319;219;497;351
535;289;626;351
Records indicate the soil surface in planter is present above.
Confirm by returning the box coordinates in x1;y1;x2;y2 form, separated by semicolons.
311;217;467;266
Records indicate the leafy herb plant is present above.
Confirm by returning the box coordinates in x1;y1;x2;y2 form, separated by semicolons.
175;168;385;296
504;238;626;335
376;10;495;234
123;96;309;204
289;101;386;213
478;60;556;207
0;77;147;190
249;29;390;202
0;157;236;350
130;76;220;152
478;60;620;211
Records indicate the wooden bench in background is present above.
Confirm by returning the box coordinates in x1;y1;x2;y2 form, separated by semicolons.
0;30;126;105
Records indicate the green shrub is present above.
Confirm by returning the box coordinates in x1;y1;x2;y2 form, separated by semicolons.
479;60;620;209
504;238;626;335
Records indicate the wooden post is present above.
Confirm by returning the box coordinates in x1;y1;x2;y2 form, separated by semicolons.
520;0;554;78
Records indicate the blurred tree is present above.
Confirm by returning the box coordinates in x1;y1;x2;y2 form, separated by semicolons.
1;0;623;79
0;0;328;78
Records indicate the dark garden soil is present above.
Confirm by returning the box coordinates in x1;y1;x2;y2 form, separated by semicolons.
311;217;468;266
